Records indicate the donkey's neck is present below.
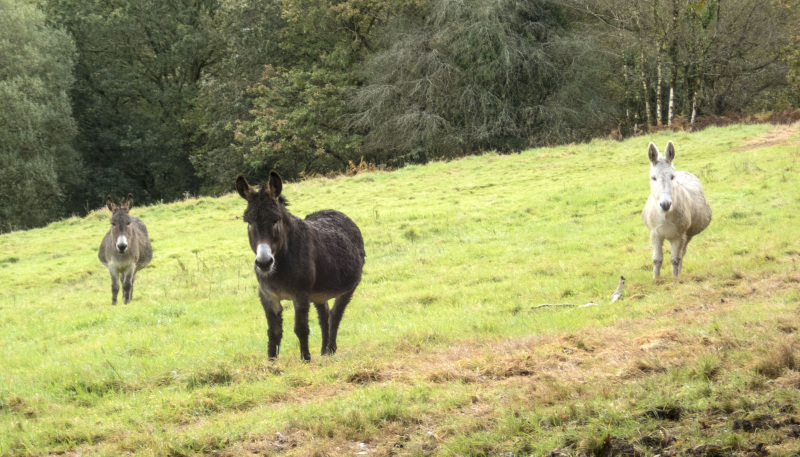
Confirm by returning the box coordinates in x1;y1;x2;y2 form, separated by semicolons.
670;178;689;205
273;213;306;257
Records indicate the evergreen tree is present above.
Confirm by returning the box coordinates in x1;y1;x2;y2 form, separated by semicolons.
351;0;615;165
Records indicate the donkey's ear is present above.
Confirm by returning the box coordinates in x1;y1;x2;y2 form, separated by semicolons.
106;195;116;212
124;193;134;209
267;170;283;199
665;141;676;164
647;142;660;165
235;174;256;201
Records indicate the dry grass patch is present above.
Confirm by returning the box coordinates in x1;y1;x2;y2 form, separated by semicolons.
775;370;800;391
777;319;799;334
426;368;482;384
237;361;283;380
345;367;387;384
622;356;669;378
753;338;799;379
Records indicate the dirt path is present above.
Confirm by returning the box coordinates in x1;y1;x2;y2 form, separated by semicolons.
736;121;800;152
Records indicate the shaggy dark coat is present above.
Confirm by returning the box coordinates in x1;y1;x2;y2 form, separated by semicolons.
236;171;365;361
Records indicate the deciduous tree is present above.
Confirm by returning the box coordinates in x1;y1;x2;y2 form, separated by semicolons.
46;0;220;204
0;0;80;232
234;0;412;180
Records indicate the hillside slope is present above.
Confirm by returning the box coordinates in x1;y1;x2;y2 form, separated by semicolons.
1;124;799;456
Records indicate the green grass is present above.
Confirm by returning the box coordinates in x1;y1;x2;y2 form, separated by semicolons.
1;123;800;456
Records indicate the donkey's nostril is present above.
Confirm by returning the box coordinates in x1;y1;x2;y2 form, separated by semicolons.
117;243;127;253
660;201;671;212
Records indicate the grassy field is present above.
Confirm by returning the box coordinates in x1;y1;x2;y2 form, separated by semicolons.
1;123;799;456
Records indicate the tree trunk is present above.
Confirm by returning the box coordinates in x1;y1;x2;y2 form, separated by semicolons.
668;0;679;127
689;77;700;132
653;0;664;127
640;50;651;128
668;86;675;126
623;61;631;127
656;43;663;126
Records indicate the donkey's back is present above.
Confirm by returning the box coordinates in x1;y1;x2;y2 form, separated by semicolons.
129;216;152;269
304;209;365;294
673;172;711;238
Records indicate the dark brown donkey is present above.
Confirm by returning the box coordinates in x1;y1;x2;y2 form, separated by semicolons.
236;172;366;361
98;194;152;305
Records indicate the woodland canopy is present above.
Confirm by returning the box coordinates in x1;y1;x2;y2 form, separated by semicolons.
2;0;798;231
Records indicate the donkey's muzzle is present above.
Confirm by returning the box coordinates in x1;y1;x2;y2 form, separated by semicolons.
660;201;672;212
255;243;274;273
255;257;273;272
116;235;128;253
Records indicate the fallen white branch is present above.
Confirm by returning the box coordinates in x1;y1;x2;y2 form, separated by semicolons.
531;302;596;309
610;276;626;303
532;275;625;310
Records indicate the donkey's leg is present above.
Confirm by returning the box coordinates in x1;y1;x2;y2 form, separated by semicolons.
259;289;283;359
651;232;664;279
678;236;693;276
313;302;331;355
327;290;354;355
122;270;134;304
109;271;120;305
670;235;687;277
128;270;137;302
292;296;312;362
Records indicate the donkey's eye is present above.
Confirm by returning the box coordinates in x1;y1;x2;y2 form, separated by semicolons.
272;222;281;236
670;175;675;180
650;177;656;181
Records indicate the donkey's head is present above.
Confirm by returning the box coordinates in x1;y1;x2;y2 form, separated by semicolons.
106;194;136;254
647;141;677;213
236;171;290;276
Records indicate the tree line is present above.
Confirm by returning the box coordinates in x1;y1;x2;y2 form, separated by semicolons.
2;0;798;232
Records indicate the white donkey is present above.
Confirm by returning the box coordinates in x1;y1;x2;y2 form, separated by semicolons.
642;141;711;278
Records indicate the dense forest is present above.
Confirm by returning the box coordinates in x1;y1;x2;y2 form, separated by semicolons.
2;0;799;232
